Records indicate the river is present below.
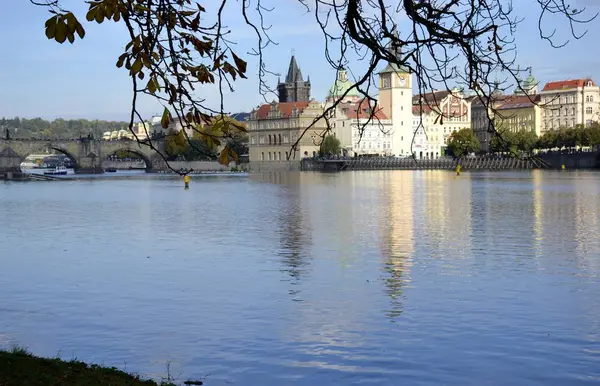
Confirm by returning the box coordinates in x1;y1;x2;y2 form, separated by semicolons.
1;170;600;385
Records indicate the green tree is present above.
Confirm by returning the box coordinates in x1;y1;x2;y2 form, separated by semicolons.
447;128;480;157
319;135;341;156
515;130;538;155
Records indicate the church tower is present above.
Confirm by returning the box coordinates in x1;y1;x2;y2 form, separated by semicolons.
278;55;311;103
378;27;413;156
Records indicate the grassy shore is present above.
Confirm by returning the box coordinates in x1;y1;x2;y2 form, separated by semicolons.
0;346;202;386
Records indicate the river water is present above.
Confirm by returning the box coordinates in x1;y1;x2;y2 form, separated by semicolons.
1;170;600;385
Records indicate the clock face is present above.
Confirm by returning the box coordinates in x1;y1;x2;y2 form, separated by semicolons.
399;76;406;86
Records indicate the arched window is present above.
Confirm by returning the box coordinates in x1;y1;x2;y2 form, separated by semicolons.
278;134;282;144
268;135;272;145
261;152;264;161
285;151;289;159
268;152;272;160
278;152;282;160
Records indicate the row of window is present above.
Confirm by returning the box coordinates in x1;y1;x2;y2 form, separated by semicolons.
542;93;596;105
260;151;295;161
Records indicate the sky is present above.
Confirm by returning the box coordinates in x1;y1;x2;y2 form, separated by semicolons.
0;0;599;122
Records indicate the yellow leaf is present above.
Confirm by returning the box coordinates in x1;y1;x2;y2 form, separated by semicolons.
86;8;96;22
218;148;230;166
147;78;157;94
130;58;142;74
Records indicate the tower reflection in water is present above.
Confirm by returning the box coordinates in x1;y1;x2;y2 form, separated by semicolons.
379;171;414;320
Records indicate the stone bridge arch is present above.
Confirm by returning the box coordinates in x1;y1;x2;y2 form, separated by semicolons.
103;146;154;171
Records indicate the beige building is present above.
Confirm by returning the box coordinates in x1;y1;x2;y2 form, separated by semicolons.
495;95;543;135
247;100;327;162
411;89;473;158
540;78;600;131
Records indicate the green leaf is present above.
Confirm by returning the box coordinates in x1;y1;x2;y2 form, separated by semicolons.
75;23;85;39
161;108;171;129
45;18;57;39
147;78;157;94
130;58;143;74
55;22;67;43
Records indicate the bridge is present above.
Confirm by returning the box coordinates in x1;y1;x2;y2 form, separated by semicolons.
0;138;167;173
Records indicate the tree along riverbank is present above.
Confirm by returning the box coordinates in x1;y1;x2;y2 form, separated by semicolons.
0;347;203;386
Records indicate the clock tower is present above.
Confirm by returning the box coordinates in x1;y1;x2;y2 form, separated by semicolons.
378;28;413;156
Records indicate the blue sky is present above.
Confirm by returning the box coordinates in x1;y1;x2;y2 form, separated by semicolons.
0;0;599;121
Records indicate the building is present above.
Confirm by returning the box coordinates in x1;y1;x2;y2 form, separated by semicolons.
326;68;362;104
471;95;509;152
540;78;600;131
495;95;543;136
324;68;393;156
277;56;311;103
411;88;473;158
247;100;327;162
377;29;414;156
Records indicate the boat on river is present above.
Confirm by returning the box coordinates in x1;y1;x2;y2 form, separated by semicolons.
19;154;74;176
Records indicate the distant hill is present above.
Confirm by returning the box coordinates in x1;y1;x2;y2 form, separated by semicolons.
231;112;250;122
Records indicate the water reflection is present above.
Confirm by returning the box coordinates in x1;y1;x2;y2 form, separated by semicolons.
380;172;414;319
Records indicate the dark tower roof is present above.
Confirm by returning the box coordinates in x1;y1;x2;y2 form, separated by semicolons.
380;25;410;74
285;56;304;83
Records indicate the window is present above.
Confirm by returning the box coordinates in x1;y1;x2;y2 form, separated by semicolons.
571;107;575;115
268;152;271;160
586;107;593;115
278;152;282;160
268;135;272;145
278;134;282;144
261;152;264;161
586;95;594;103
251;136;256;145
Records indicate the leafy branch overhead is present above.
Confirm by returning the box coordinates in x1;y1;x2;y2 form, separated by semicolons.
33;0;597;165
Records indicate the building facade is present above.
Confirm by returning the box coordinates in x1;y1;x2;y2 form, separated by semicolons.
494;95;542;135
247;100;326;162
540;78;600;131
377;37;414;157
411;89;472;158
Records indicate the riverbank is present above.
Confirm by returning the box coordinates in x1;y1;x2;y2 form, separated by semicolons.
0;347;201;385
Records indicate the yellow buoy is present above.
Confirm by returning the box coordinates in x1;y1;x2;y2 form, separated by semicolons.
184;174;191;189
561;164;566;170
456;164;461;176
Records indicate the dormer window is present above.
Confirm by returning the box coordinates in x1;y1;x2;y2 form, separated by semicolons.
587;81;593;87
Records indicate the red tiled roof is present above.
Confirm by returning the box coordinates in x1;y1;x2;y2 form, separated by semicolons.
253;101;311;119
542;79;596;91
342;98;388;120
497;94;540;110
412;105;433;114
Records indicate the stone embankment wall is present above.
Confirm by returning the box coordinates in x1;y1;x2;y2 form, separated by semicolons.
538;151;600;169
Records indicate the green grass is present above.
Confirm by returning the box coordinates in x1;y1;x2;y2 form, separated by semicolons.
0;346;200;386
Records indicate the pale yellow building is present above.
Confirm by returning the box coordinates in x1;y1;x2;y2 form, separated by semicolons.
494;95;542;135
247;100;327;162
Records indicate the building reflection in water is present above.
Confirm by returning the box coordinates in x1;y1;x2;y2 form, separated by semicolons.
379;171;414;320
251;172;313;294
532;170;544;259
571;173;600;274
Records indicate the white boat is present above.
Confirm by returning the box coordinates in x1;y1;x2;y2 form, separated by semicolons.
20;154;74;175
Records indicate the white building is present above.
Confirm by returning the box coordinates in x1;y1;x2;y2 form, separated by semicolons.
324;69;395;156
411;89;473;158
540;78;600;131
377;36;414;157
